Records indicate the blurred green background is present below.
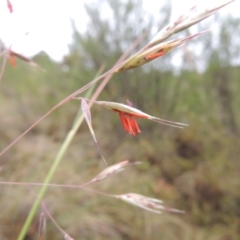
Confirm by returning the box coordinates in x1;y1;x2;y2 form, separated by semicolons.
0;0;240;239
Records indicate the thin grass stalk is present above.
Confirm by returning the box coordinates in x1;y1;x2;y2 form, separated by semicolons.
0;72;109;157
0;181;113;196
27;186;74;239
0;29;147;158
13;32;147;240
16;32;146;239
17;39;146;238
16;67;104;240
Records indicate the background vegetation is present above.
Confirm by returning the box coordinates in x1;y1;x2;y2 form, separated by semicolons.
0;0;240;239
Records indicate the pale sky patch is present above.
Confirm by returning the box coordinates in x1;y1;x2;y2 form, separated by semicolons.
0;0;238;61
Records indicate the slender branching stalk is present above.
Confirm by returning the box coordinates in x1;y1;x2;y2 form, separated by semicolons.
0;1;234;239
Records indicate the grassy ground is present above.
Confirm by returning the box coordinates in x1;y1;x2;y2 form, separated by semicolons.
0;59;240;239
